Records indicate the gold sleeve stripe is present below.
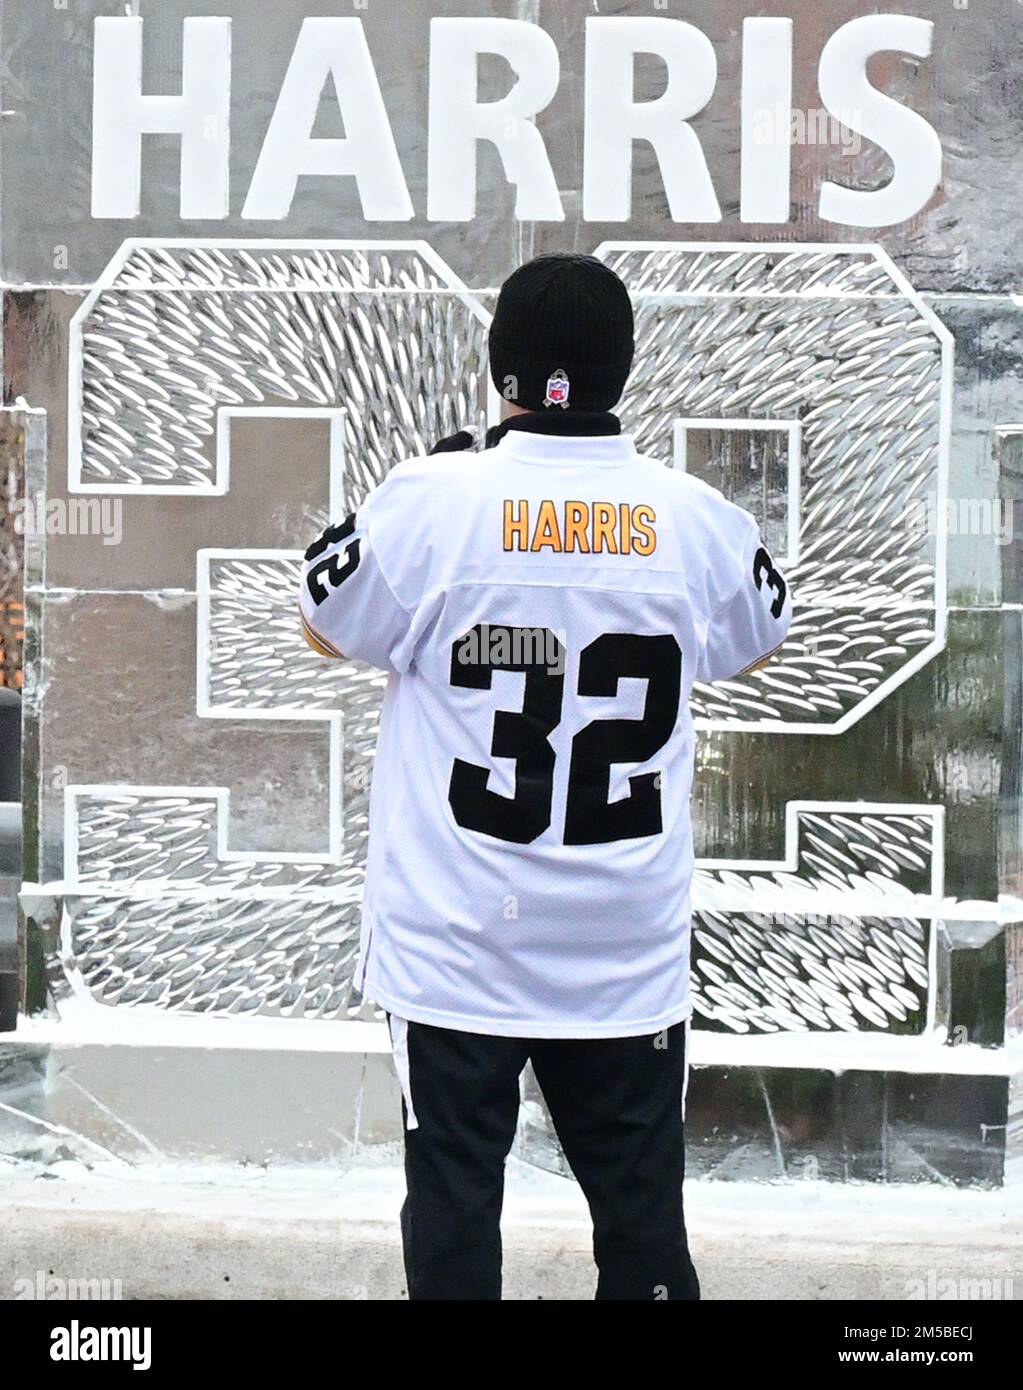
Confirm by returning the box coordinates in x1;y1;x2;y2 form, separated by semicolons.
737;643;783;676
300;608;345;660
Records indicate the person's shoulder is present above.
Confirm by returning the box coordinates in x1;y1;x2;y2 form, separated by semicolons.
363;448;480;519
376;449;462;487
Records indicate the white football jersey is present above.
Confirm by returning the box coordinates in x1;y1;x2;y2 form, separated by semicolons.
299;422;792;1038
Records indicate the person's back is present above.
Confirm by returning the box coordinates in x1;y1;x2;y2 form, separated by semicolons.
311;429;788;1037
299;253;792;1300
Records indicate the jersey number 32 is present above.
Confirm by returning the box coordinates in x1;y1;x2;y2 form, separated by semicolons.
448;626;682;846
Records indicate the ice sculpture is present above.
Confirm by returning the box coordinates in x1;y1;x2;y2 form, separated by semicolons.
0;0;1019;1186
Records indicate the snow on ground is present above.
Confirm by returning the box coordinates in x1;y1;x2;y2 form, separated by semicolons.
1;1146;1019;1245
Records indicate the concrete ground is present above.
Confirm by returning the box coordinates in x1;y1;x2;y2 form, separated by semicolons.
0;1152;1019;1300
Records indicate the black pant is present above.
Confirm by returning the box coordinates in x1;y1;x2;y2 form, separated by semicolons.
389;1016;700;1301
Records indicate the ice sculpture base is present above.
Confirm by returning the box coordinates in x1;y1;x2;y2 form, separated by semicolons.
3;1011;1019;1188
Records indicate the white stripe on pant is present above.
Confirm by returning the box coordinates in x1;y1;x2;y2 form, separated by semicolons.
387;1014;419;1130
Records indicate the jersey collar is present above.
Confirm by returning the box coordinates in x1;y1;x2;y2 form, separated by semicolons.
485;410;621;447
485;410;636;463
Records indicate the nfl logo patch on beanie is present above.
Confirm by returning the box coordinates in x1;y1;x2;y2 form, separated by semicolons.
544;370;570;409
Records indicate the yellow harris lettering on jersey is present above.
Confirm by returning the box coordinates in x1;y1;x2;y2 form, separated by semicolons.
503;500;657;556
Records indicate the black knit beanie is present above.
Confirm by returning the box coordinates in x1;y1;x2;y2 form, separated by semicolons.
488;253;635;413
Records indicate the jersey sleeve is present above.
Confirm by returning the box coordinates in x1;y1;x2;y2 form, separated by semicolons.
699;519;793;682
298;497;413;673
